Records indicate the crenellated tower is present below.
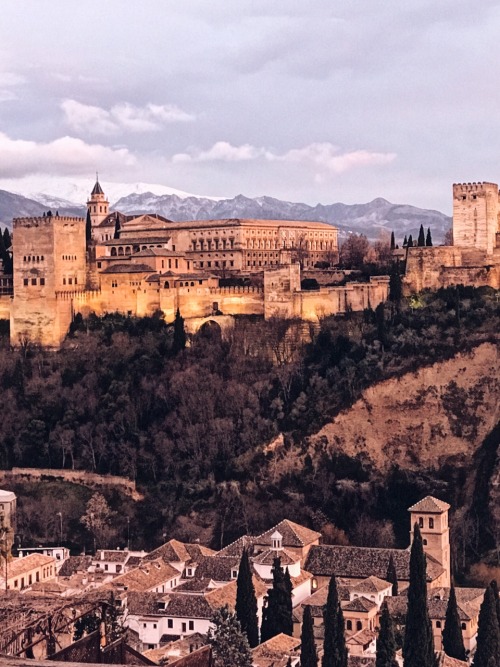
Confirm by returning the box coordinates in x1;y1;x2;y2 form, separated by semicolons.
452;181;499;256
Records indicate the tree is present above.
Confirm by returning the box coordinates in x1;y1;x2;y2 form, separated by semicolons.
403;235;408;247
390;231;395;251
339;233;370;269
403;524;434;667
301;605;318;667
86;209;92;247
80;492;115;550
260;557;293;642
322;575;348;667
3;228;11;251
472;583;500;667
208;605;253;667
417;225;426;247
443;227;453;245
172;308;186;354
489;579;500;629
407;234;413;248
235;548;259;647
376;603;398;667
389;262;402;305
425;228;433;247
386;553;398;597
442;583;466;661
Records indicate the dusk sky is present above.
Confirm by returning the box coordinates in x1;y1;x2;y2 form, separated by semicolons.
1;0;500;211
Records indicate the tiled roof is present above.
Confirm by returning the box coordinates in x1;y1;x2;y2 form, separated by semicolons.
125;556;143;568
255;519;322;548
386;596;471;621
8;554;55;578
252;548;300;566
350;575;392;594
107;558;179;592
127;591;167;616
145;539;192;564
102;236;171;245
346;628;376;646
134;248;184;257
348;657;376;667
205;575;268;611
194;555;239;582
435;652;468;667
91;180;104;196
174;578;216;593
164;593;214;619
408;496;451;513
214;535;256;557
58;556;92;577
304;545;443;582
251;633;301;662
94;550;128;563
101;262;154;274
143;633;208;663
167;645;212;667
342;596;377;613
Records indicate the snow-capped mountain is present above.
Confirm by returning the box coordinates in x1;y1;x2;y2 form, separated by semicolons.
0;181;451;243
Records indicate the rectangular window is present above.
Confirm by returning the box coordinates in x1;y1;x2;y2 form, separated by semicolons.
40;278;45;286
182;622;187;633
23;279;28;286
31;278;37;285
68;278;72;285
167;619;173;629
188;621;194;631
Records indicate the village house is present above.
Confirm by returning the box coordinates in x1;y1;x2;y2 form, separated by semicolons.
0;553;56;591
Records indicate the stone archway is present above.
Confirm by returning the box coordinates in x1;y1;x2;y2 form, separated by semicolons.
184;314;235;339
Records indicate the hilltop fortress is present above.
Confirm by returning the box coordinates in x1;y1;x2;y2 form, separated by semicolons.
9;180;388;347
405;181;500;291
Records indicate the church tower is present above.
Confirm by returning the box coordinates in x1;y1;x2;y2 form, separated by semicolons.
408;496;451;588
87;176;109;229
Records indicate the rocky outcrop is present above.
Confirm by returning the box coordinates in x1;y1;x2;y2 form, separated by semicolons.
311;343;500;471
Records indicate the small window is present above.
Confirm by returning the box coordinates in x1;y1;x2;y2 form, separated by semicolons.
40;278;45;286
429;518;434;529
436;621;441;628
167;619;173;629
423;539;428;546
356;621;362;631
23;279;28;286
31;278;37;285
188;620;194;631
346;620;352;630
461;622;466;630
153;623;157;629
419;517;424;528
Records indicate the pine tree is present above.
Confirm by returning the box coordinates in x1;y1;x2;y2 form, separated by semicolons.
376;603;398;667
322;575;348;667
403;524;435;667
386;553;398;597
235;548;259;648
390;231;395;251
172;308;186;354
86;209;92;247
300;605;318;667
442;583;466;661
417;224;426;247
208;605;253;667
260;558;293;642
472;583;500;667
425;228;433;247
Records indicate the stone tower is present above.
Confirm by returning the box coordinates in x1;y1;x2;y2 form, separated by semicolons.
87;177;109;230
11;213;87;347
452;181;499;256
408;496;451;588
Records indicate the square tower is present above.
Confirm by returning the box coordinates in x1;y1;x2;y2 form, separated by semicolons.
452;182;499;255
408;496;451;588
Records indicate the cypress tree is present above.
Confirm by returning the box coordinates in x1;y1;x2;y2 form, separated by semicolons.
390;231;395;250
472;583;500;667
403;524;435;667
172;308;186;354
403;235;408;247
389;262;402;305
3;227;12;250
86;209;92;247
260;558;293;642
489;579;500;630
407;234;413;248
425;228;433;247
322;575;348;667
442;583;466;661
376;603;398;667
417;224;426;247
300;605;318;667
235;548;259;648
386;553;398;597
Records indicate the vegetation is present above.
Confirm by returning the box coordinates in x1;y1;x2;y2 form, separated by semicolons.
260;557;293;641
376;604;398;667
403;524;434;667
472;583;500;667
322;575;348;667
208;605;253;667
0;285;497;561
442;584;466;661
235;548;259;648
300;605;318;667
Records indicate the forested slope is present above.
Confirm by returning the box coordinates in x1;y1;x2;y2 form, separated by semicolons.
1;286;498;574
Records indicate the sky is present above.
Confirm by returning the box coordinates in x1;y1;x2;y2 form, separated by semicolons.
1;1;500;212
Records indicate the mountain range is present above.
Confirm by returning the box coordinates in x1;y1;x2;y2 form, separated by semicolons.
0;183;451;243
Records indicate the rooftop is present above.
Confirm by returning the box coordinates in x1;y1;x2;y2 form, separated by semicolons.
101;263;154;274
408;496;451;513
6;554;55;579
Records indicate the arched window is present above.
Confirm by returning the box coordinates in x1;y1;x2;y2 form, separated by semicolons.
346;620;352;631
125;246;131;255
429;518;434;529
190;281;194;286
419;517;424;528
111;248;117;257
436;621;441;628
118;247;124;256
164;281;170;289
356;621;362;631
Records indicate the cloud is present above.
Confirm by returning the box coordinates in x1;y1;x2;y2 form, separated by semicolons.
0;71;25;104
62;99;195;134
0;132;136;178
173;140;396;173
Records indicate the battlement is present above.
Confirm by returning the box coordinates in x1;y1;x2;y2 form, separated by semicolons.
13;215;84;229
453;182;498;196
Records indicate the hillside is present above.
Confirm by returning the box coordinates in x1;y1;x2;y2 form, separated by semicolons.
311;342;499;471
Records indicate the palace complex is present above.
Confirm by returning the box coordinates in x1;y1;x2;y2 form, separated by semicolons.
7;180;389;348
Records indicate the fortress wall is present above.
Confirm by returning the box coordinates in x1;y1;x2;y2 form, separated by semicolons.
453;182;499;255
298;278;389;321
0;296;11;320
405;246;463;292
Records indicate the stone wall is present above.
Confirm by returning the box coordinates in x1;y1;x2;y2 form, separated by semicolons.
453;182;499;256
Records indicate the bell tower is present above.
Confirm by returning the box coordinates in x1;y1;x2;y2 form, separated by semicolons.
87;175;109;229
408;496;451;587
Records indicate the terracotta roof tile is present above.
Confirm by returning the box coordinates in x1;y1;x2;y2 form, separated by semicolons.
255;519;322;548
408;496;451;513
